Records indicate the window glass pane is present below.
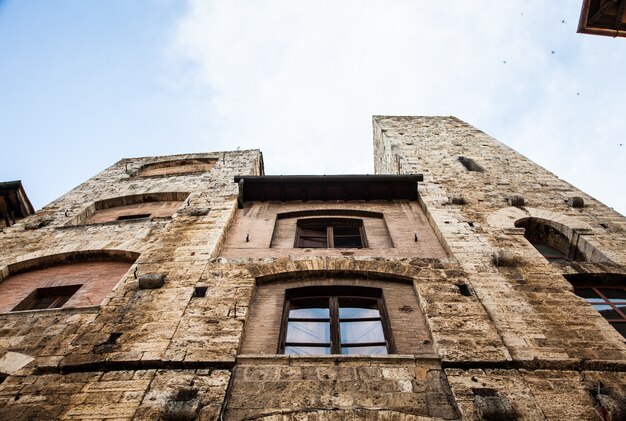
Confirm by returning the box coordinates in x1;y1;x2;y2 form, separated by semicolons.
333;226;361;236
299;227;326;236
340;321;385;344
290;299;329;319
599;289;626;302
341;346;388;355
592;304;621;320
285;346;331;355
613;304;626;318
286;321;330;343
339;299;380;319
574;288;605;303
333;236;363;248
532;244;567;259
299;237;328;248
610;322;626;339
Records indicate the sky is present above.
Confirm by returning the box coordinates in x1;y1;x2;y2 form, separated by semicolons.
0;0;624;215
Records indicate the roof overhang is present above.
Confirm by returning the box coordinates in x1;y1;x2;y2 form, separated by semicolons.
234;175;423;208
578;0;626;37
0;180;35;220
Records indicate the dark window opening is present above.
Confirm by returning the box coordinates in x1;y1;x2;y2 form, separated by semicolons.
574;286;626;339
279;286;392;355
295;218;367;249
458;157;485;172
116;213;151;221
12;285;82;311
193;286;208;298
515;219;583;263
532;243;571;263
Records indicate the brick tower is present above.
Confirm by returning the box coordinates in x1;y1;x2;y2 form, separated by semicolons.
0;117;624;420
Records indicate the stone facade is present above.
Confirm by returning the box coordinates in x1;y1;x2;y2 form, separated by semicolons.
0;117;624;420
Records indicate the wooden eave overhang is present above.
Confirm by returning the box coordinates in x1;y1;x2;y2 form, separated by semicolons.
234;175;423;208
578;0;626;37
0;180;35;219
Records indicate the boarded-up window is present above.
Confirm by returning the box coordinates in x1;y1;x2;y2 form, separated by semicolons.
138;158;216;177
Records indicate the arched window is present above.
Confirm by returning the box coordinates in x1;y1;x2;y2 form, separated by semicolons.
239;273;434;357
137;158;216;177
71;192;189;225
515;218;581;263
0;251;138;313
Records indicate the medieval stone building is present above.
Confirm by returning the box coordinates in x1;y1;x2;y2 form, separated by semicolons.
0;116;625;420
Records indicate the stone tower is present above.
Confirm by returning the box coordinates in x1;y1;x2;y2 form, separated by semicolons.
0;116;624;420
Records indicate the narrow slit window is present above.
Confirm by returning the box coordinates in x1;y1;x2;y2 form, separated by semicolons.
458;157;484;172
116;213;151;221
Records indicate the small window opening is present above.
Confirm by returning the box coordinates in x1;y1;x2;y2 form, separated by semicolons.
193;286;208;298
457;284;472;297
296;218;367;249
472;388;498;397
459;157;485;172
11;285;82;311
174;389;198;402
515;219;583;263
116;213;151;221
107;333;123;344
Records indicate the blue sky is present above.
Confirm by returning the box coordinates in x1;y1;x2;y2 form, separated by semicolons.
0;1;624;215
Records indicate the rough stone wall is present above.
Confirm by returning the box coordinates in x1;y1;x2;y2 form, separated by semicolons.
2;115;624;420
0;150;262;420
374;116;626;419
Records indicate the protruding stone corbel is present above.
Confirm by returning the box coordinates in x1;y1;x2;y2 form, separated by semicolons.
492;251;521;267
567;196;585;208
507;195;525;207
138;273;165;289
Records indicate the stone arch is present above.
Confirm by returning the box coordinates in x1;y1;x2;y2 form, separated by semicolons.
0;249;139;312
487;206;593;233
487;207;609;263
251;409;452;420
69;192;189;225
245;257;424;283
136;157;216;177
240;257;434;356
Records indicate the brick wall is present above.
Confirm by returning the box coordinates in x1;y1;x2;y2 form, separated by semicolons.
220;200;448;259
0;261;132;313
240;277;435;356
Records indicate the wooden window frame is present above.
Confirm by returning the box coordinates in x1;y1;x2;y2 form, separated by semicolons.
294;218;368;249
11;284;82;312
278;286;394;354
574;285;626;338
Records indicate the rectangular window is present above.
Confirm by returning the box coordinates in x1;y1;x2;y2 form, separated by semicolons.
12;285;82;311
574;286;626;339
116;213;151;221
280;287;392;354
295;218;367;249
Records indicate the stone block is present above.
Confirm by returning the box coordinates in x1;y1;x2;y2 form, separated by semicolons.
138;273;165;289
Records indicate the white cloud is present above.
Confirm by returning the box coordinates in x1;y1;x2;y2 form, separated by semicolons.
171;0;625;215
